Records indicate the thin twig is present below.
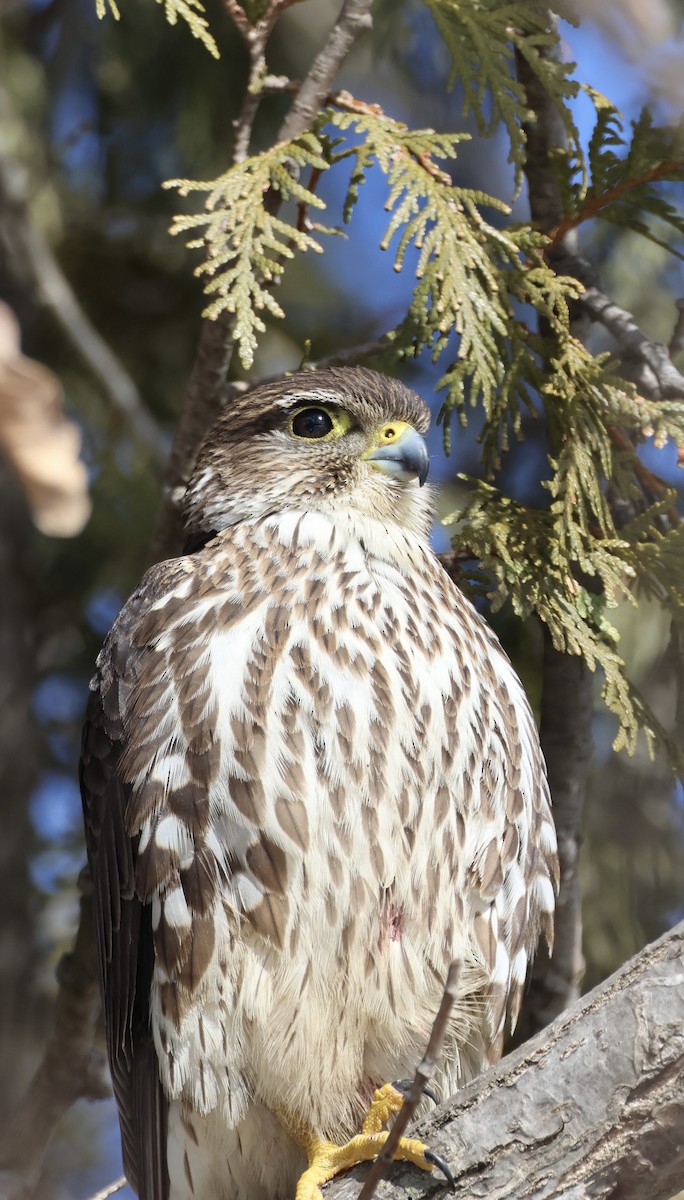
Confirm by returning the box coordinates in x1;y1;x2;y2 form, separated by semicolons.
222;0;295;165
546;158;684;249
356;963;462;1200
213;336;394;408
328;88;385;117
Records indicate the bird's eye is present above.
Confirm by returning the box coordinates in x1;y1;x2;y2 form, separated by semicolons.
290;407;335;440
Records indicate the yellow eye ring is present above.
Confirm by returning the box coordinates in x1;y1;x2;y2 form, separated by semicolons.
287;404;354;442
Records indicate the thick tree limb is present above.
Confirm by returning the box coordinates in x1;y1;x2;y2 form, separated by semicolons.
326;920;684;1200
516;632;593;1039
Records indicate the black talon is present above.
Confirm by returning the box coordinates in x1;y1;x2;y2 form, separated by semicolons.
424;1149;456;1191
391;1079;440;1105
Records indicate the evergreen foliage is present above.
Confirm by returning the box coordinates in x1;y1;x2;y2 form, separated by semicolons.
98;0;684;772
95;0;219;56
421;0;581;190
557;96;684;251
165;135;330;367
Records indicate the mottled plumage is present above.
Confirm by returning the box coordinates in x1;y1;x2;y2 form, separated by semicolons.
80;367;557;1200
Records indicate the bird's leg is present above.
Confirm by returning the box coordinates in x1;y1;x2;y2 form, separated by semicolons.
292;1084;448;1200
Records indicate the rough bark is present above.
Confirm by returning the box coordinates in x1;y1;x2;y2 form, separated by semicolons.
327;920;684;1200
514;633;593;1039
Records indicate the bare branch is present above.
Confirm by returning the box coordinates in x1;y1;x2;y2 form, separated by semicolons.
327;920;684;1200
0;88;168;466
278;0;374;142
222;0;296;164
580;285;684;401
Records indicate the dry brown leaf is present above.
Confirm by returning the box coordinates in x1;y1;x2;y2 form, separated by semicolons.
0;303;91;537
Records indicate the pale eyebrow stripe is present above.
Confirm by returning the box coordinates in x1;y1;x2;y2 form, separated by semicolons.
273;388;342;409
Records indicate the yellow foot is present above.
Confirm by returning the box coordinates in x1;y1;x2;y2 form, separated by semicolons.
294;1084;441;1200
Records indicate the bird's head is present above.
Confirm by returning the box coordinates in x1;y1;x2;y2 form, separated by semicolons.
183;367;433;550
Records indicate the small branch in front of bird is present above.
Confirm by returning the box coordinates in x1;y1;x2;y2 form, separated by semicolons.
356;961;461;1200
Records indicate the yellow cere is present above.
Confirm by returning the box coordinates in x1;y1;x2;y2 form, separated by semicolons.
363;420;415;456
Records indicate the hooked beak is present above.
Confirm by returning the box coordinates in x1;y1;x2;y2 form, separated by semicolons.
364;422;430;487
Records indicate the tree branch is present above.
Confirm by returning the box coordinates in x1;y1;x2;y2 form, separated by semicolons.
546;157;684;249
580;285;684;401
326;920;684;1200
277;0;373;142
514;15;592;1032
222;0;296;165
516;632;592;1037
356;964;461;1200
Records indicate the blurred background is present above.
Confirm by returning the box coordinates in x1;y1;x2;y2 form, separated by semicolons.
0;1;683;1195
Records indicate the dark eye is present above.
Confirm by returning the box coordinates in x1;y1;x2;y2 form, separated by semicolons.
290;407;334;440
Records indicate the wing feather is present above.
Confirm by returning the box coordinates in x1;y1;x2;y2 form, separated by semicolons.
80;564;189;1200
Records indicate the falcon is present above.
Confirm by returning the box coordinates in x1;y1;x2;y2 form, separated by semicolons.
80;366;557;1200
